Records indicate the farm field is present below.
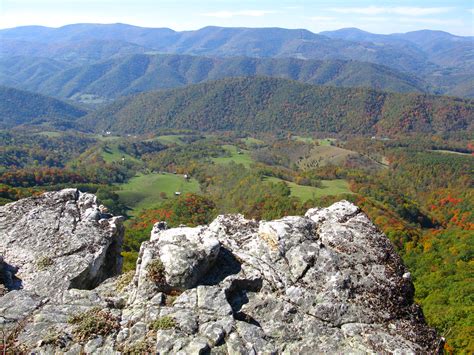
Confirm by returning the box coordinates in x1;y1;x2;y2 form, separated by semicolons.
264;176;352;201
212;145;254;167
298;145;358;169
155;135;186;145
101;144;141;163
241;137;266;147
116;172;200;216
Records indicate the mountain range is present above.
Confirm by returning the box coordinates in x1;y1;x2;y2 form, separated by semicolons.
0;24;472;98
0;54;431;103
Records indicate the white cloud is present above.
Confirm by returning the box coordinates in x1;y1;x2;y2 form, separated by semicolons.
329;6;453;16
202;10;278;19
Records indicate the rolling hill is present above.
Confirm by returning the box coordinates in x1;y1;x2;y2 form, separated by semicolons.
1;54;430;102
80;77;473;136
0;86;87;128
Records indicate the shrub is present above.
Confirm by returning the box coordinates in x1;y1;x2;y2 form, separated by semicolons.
150;316;177;330
146;259;166;285
68;307;119;341
120;340;155;354
41;330;64;347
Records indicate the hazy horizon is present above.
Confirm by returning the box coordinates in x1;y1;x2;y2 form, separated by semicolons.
1;0;473;36
1;22;473;38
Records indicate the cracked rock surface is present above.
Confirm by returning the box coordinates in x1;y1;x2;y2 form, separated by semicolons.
0;189;124;296
0;191;441;354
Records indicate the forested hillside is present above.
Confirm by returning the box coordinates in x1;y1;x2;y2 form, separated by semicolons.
82;77;473;135
0;86;87;128
0;54;431;102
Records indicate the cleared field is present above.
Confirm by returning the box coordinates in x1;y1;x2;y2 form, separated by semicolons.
212;145;254;167
298;145;357;169
101;144;140;164
155;135;185;145
293;136;336;146
116;173;200;216
93;134;122;141
317;138;336;146
36;131;62;137
264;176;352;202
241;137;266;147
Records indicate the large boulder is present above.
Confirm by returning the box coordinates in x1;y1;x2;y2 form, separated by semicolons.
0;189;124;296
0;196;442;354
129;224;220;304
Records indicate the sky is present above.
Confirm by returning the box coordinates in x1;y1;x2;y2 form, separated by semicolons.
1;0;473;36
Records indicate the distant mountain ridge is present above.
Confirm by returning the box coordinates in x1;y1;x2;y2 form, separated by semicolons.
0;54;431;102
0;24;438;73
81;77;474;136
0;24;472;97
321;27;473;69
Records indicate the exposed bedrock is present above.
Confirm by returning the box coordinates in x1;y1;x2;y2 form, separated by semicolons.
0;191;441;354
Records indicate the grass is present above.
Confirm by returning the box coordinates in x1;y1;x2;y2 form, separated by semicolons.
317;138;335;146
298;145;357;169
36;131;62;138
241;137;265;147
264;176;352;202
101;144;141;164
212;145;254;167
292;136;336;146
116;172;200;216
155;135;185;145
92;134;122;142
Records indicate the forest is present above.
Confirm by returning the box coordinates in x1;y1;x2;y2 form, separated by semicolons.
82;77;474;135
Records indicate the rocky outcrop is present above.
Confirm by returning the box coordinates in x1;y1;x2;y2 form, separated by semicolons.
0;189;124;296
0;189;124;353
0;192;442;354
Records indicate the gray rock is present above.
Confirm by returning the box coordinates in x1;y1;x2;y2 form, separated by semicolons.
129;224;220;303
0;195;441;354
0;189;124;296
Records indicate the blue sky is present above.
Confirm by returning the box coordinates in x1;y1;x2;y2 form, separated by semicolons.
1;0;473;35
